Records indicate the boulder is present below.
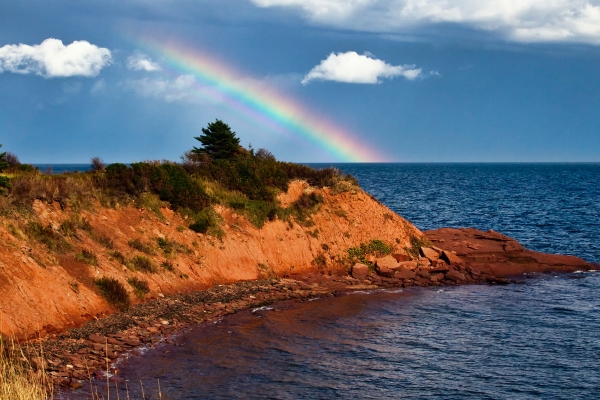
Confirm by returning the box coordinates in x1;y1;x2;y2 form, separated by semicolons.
375;256;399;277
351;263;370;280
441;250;463;265
416;268;431;278
445;269;466;282
394;267;416;280
398;261;418;270
420;247;440;262
392;253;410;262
418;258;431;268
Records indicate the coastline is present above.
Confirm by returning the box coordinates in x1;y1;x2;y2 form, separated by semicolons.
33;226;598;393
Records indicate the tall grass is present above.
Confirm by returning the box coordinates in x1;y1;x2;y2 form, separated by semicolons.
0;339;52;400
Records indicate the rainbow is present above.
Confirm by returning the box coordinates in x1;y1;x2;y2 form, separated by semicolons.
136;40;387;162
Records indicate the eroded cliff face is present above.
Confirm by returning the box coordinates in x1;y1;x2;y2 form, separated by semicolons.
0;181;422;338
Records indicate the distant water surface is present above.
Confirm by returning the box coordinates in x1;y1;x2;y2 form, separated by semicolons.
314;163;600;263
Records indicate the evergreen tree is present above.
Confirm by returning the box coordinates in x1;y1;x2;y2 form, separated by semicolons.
0;145;10;195
192;119;241;160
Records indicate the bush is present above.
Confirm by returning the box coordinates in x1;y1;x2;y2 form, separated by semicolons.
157;237;190;257
94;277;129;310
109;250;127;265
128;238;156;255
60;215;92;237
130;255;156;273
346;239;392;268
405;235;433;259
27;222;72;253
75;249;98;266
278;192;324;226
187;207;224;238
161;261;175;272
127;277;150;299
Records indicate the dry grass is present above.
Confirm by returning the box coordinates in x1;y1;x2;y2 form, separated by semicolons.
0;338;52;400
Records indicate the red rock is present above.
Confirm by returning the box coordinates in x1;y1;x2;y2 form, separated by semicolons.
88;334;107;344
420;247;440;261
430;273;445;282
445;269;466;282
398;261;418;270
441;251;463;265
392;253;410;262
375;256;398;278
351;263;370;280
394;267;416;280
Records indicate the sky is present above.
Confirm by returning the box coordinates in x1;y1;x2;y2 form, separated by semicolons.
1;0;600;163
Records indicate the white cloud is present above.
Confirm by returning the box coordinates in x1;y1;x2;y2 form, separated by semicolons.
126;52;161;72
90;79;106;95
302;51;421;84
250;0;600;45
124;75;197;102
0;38;111;77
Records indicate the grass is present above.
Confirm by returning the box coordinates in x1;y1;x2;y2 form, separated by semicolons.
26;222;72;253
346;239;393;268
109;250;126;265
128;238;156;255
157;237;191;257
74;248;98;266
93;276;130;310
59;214;92;237
278;192;324;227
161;261;175;272
129;255;156;273
92;233;114;249
311;253;327;269
405;235;433;259
0;339;52;400
127;277;150;299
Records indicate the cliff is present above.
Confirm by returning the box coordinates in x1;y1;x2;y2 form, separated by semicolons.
0;180;421;338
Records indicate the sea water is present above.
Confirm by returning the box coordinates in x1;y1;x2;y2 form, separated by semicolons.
59;163;600;399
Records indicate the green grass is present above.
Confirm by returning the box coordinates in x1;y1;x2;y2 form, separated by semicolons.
26;222;72;253
74;248;98;266
161;261;175;272
129;255;156;273
346;239;393;268
127;277;150;299
109;250;126;265
94;277;129;310
128;238;156;255
404;235;433;259
157;237;191;257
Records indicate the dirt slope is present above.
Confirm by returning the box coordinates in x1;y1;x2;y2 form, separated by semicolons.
0;181;421;338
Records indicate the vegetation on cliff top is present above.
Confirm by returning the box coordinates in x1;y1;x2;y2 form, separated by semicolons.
0;120;357;234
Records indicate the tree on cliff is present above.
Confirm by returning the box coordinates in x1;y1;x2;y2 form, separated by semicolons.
0;144;10;195
192;119;241;160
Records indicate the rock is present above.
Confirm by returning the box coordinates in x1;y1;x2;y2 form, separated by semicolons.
445;269;466;282
416;269;430;278
351;263;370;280
392;253;410;262
420;247;440;262
393;267;416;280
375;256;399;278
346;284;379;290
88;334;107;344
441;250;463;265
418;258;431;268
398;261;418;270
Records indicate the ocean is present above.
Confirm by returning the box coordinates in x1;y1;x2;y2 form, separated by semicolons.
52;163;600;399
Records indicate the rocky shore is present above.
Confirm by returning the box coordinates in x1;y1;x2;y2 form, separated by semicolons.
27;227;597;393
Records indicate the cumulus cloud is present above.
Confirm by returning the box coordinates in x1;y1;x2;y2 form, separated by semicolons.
124;75;197;102
0;38;111;77
250;0;600;44
302;51;421;84
126;52;161;72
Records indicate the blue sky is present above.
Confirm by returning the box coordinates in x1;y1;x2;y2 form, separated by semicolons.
1;0;600;163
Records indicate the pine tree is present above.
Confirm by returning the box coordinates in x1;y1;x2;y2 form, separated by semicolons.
192;119;241;160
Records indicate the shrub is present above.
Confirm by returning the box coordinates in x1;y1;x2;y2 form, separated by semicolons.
109;250;126;265
94;277;129;310
130;255;156;273
346;239;392;268
279;192;324;226
75;249;98;266
60;215;92;237
27;222;72;253
405;235;433;259
161;261;175;272
128;238;156;255
93;233;114;249
157;237;191;257
90;156;105;172
127;277;150;299
187;207;224;238
312;253;327;269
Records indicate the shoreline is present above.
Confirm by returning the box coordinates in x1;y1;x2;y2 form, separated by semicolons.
24;226;599;393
